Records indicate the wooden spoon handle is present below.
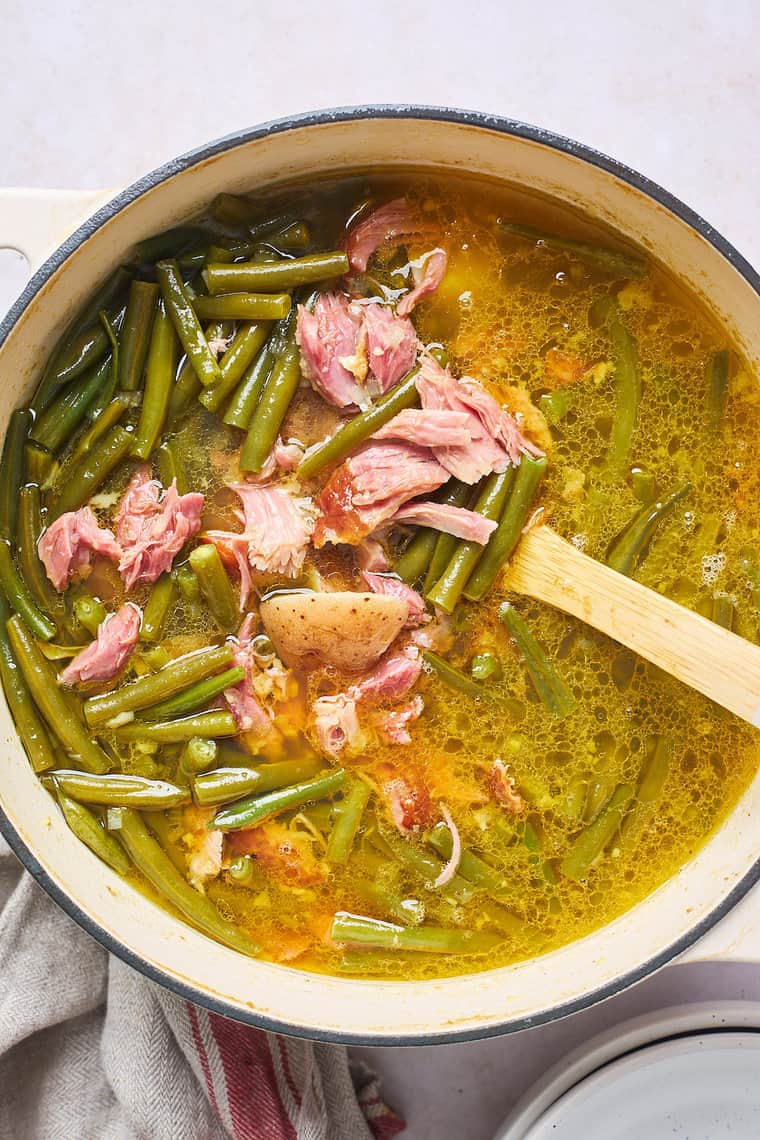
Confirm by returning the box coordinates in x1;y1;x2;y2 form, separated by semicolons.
504;526;760;728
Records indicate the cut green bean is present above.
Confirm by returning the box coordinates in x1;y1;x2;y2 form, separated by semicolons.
25;441;53;485
607;484;693;576
706;349;731;431
30;356;111;453
156;437;189;495
188;544;238;630
31;311;116;409
166;319;230;424
119;280;159;390
297;366;420;480
0;409;32;541
325;780;371;864
180;737;219;776
85;643;234;726
631;469;656;505
470;651;502;682
499;603;575;718
0;598;56;772
113;709;238;743
330;912;502;955
240;308;302;473
428;823;514;904
539;390;574;424
498;221;646;278
142;665;244;720
423;650;482;698
18;485;61;617
72;595;107;638
115;808;261;956
206;251;348;294
375;829;474;902
423;480;473;592
427;472;515;611
44;397;128;494
213;768;346;831
53;769;189;809
132;299;180;459
561;784;635;880
134;226;207;264
200;321;272;413
52;425;133;517
618;737;670;854
193;756;323;807
54;785;131;873
8;615;110;772
139;574;176;643
0;542;57;640
396;528;439;585
353;880;426;926
223;345;276;429
464;456;547;601
712;593;735;630
156;259;222;387
194;294;290;322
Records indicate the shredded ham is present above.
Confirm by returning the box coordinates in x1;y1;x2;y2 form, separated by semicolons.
392;501;498;544
37;507;121;591
488;759;524;814
433;804;461;888
59;603;141;685
384;773;434;835
396;248;448;317
116;467;204;590
343;198;429;273
356;537;390;573
362;571;429;627
374;695;424;745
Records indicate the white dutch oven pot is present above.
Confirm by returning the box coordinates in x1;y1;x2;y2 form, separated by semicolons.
0;108;758;1045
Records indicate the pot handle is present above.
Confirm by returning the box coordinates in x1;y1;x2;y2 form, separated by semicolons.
0;188;115;277
677;879;760;965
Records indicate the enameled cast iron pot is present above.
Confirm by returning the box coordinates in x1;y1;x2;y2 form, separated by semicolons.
0;107;759;1045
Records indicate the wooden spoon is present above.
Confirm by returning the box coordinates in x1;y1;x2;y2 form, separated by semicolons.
503;525;760;728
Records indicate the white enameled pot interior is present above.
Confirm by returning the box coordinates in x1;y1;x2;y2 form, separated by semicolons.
0;113;759;1042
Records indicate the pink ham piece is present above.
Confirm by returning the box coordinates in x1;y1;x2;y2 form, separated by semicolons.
344;198;428;273
372;408;472;448
117;468;204;591
205;484;317;607
312;693;361;758
362;571;429;628
392;501;497;544
223;616;272;735
397;249;448;317
350;644;422;703
384;773;433;835
356;537;390;573
374;694;424;745
314;442;448;547
37;507;121;592
361;303;418;394
416;353;542;483
59;603;140;685
488;758;524;814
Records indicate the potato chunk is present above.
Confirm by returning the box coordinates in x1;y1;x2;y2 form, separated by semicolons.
260;591;406;672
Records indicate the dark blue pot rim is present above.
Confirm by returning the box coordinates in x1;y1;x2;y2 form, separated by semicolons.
1;105;758;1048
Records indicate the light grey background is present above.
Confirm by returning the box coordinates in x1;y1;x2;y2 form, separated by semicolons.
1;2;759;1136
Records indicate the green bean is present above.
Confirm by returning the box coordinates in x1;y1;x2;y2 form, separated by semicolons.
25;442;53;485
193;756;323;807
166;320;230;424
199;321;272;413
223;345;276;429
470;651;502;681
155;437;189;495
194;294;290;322
209;194;260;226
156;259;222;388
179;737;219;777
31;312;116;413
115;808;261;956
607;484;693;576
538;390;574;425
226;855;256;885
395;528;439;585
137;575;175;644
0;598;56;772
499;603;575;718
119;280;159;390
270;221;311;252
174;564;201;604
53;769;189;809
353;880;426;926
44;397;128;494
72;595;107;638
427;823;514;904
142;665;244;720
0;542;57;640
206;251;348;295
464;456;548;601
422;480;474;592
325;780;371;864
375;829;474;902
131;299;180;459
8;615;110;772
423;650;482;698
54;785;131;873
0;409;31;541
30;356;111;453
330;912;502;955
114;709;238;743
134;226;207;263
560;784;635;881
17;486;62;617
188;544;238;631
712;593;735;630
706;349;731;431
85;643;234;726
51;425;133;517
427;472;515;611
213;768;346;831
631;469;656;505
498;221;646;278
607;312;641;466
240;308;302;473
298;366;421;480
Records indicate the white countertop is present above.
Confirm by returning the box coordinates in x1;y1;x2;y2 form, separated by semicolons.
1;3;758;1136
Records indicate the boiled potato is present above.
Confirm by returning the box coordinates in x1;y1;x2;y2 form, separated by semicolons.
260;591;406;672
